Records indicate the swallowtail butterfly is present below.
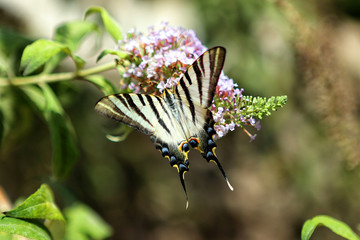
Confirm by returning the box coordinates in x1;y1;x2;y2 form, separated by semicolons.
95;46;233;208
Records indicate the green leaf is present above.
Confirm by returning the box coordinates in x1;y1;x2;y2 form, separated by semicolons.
21;84;78;179
39;84;78;179
0;231;12;240
20;39;71;76
301;215;360;240
0;87;17;149
3;184;64;221
84;75;116;95
105;125;133;142
73;55;86;70
84;6;123;42
0;110;3;148
63;203;112;240
0;216;52;240
41;21;99;73
0;27;32;76
96;49;129;62
20;85;46;112
42;51;69;74
48;110;78;179
0;27;32;58
54;20;98;52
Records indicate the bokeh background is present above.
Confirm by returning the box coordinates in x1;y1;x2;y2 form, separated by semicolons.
1;0;360;239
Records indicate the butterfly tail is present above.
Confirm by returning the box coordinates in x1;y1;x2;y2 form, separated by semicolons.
178;164;189;209
198;120;234;191
152;138;190;208
202;146;234;191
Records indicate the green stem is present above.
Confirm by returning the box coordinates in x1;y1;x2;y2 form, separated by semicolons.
0;61;116;87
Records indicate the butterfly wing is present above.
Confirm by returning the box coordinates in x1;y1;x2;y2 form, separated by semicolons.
96;93;156;135
175;47;225;134
175;46;233;191
96;93;187;144
96;92;192;206
95;92;191;189
177;46;225;109
95;47;233;208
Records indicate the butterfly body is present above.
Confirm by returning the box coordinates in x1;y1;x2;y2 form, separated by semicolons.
95;47;233;207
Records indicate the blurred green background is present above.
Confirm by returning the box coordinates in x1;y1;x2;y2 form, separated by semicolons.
1;0;360;239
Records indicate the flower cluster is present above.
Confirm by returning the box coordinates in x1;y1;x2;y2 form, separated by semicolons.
117;22;206;94
211;73;261;140
116;22;261;139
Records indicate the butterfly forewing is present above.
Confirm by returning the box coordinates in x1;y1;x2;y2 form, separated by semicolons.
177;47;226;110
175;47;225;141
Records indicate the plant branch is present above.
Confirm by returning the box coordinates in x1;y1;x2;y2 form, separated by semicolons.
0;61;117;87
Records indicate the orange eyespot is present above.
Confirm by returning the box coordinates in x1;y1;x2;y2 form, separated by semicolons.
188;137;199;148
179;141;190;153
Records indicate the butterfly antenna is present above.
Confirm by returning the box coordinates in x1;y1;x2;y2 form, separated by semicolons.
178;164;189;209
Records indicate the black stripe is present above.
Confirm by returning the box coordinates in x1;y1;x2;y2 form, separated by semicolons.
193;60;203;105
100;98;154;134
123;94;152;126
103;98;131;121
179;78;196;123
164;89;189;137
164;89;174;107
164;90;179;119
175;86;184;115
184;71;192;85
115;95;130;110
137;94;146;106
198;52;205;74
209;49;216;87
154;95;174;129
145;95;171;134
207;48;223;107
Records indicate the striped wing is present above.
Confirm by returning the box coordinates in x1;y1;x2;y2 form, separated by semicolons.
96;91;193;205
95;46;233;208
177;46;225;110
172;47;233;195
95;93;181;143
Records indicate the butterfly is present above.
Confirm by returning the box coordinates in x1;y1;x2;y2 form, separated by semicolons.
95;46;233;208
